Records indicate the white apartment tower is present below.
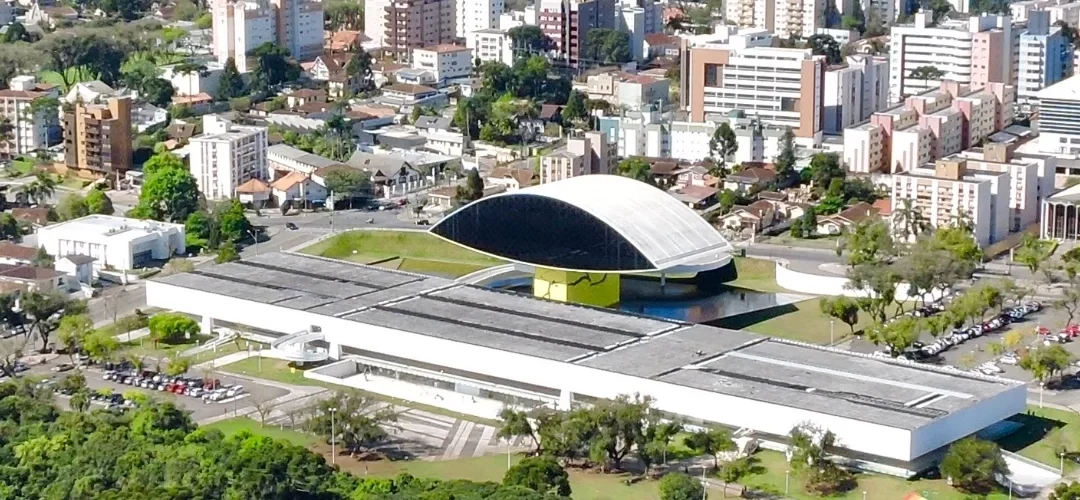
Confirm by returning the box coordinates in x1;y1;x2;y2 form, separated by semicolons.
189;115;269;200
725;0;825;39
457;0;505;37
889;12;1013;103
467;29;515;66
212;0;322;73
0;76;58;157
1017;10;1073;109
823;55;890;133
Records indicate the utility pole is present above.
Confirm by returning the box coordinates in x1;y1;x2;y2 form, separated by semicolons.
330;407;338;464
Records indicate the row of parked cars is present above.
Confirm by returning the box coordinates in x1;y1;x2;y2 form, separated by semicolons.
103;368;245;403
904;301;1042;362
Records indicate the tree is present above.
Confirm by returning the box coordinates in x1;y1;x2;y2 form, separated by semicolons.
31;247;53;268
324;169;371;208
215;241;240;263
1015;235;1055;282
940;437;1009;494
69;389;91;412
683;427;735;469
141;78;176;108
1;22;27;44
165;357;191;377
57;314;93;363
85;188;115;215
147;313;199;348
1057;288;1080;328
134;152;200;223
20;172;57;206
454;169;485;204
806;34;842;65
584;29;632;65
819;296;859;333
561;90;588;124
1056;20;1079;51
345;50;374;91
22;292;84;352
497;407;539;454
1051;482;1080;500
1020;345;1073;384
617;157;652;184
82;329;119;362
216;199;251;243
507;25;553;57
217;57;246;101
708;122;738;177
56;193;89;221
307;389;398;457
774;128;798;188
250;42;301;92
865;315;920;355
325;1;364;31
910;65;946;89
659;472;705;500
503;456;572;496
0;214;17;242
789;210;816;239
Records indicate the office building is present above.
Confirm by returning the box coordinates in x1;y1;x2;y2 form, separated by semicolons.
1017;10;1073;109
823;55;890;134
37;215;186;271
724;0;825;39
889;12;1013;103
844;80;1014;174
365;0;456;61
211;0;322;73
467;29;515;66
0;76;59;157
411;44;472;85
1036;75;1080;157
681;29;825;147
63;96;132;181
540;131;614;184
457;0;504;37
892;157;1011;247
189;115;269;200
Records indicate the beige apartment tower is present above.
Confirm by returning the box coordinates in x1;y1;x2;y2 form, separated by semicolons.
63;97;132;180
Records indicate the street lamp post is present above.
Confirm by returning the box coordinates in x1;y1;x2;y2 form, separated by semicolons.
830;319;835;345
785;470;790;496
248;230;259;256
701;463;707;500
330;407;338;464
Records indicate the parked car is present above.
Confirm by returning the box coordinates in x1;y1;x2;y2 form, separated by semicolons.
1000;354;1019;365
285;222;299;231
51;363;74;373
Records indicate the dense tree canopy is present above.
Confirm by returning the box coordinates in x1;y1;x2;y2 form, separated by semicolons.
132;152;200;223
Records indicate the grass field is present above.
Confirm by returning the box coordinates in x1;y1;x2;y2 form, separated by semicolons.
999;406;1080;473
727;257;785;292
300;230;504;278
766;231;842;250
203;417;317;447
716;297;872;345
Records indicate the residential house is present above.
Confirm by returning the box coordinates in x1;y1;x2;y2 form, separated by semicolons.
327;30;369;51
668;185;719;210
486;167;538;191
10;207;50;229
171;93;214;113
372;61;406;88
427;185;457;209
308;53;350;81
718;200;778;235
673;165;712;188
0;264;69;293
643;33;680;59
286;88;328;109
723;167;776;195
346;150;428;197
55;254;94;285
816;201;880;235
236;178;272;206
0;242;36;265
377;84;447;112
133;103;168;133
271;171;327;207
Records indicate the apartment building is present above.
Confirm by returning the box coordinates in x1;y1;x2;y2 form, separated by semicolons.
537;0;617;67
681;29;825;147
888;12;1013;103
823;55;890;134
211;0;322;72
891;158;1011;247
958;143;1057;231
844;80;1014;174
599;109;787;164
467;29;514;66
0;76;59;157
457;0;504;38
365;0;456;61
1017;10;1073;109
724;0;825;39
411;44;472;85
189;115;269;200
539;131;613;184
586;72;670;109
499;6;537;30
63;97;132;180
598;107;669;158
1038;75;1080;157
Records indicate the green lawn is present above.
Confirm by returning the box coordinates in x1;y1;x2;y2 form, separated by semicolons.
203;417;317;447
352;454;660;500
715;297;870;345
766;230;843;251
998;406;1080;473
301;230;504;278
121;335;261;364
8;158;36;177
726;257;785;293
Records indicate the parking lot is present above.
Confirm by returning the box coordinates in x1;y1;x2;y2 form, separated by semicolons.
25;355;290;423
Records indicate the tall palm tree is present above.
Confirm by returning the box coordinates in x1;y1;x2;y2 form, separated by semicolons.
892;198;926;241
0;118;13;162
20;172;56;206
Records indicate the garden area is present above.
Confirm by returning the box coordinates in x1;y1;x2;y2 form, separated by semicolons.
300;230;505;278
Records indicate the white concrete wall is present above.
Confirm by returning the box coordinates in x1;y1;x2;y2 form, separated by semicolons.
774;261;950;302
147;279;931;461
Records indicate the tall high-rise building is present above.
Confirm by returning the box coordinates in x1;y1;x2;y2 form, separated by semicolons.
365;0;456;61
680;29;825;147
189;115;269;200
823;55;890;133
63;97;132;180
1017;10;1073;109
456;0;504;38
724;0;825;40
889;12;1014;103
536;0;616;66
211;0;322;73
0;76;59;157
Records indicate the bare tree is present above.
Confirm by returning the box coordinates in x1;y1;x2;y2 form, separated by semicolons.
253;398;277;425
0;334;28;378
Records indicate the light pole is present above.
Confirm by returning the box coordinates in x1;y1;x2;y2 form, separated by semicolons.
785;470;790;496
862;491;867;500
247;230;259;256
330;407;338;464
701;463;707;500
830;319;835;345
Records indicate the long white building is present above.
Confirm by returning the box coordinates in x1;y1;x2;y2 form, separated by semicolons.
889;12;1013;103
37;215;185;271
189;115;269;200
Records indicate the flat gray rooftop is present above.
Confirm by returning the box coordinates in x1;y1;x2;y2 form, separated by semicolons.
152;252;1019;428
